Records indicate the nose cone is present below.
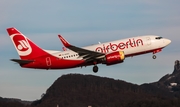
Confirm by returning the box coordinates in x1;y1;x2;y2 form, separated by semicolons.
164;39;171;46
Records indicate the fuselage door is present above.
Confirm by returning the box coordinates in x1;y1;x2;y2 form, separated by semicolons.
146;37;151;45
46;57;51;66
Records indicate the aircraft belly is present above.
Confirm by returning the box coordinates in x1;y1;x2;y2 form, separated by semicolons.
53;59;85;69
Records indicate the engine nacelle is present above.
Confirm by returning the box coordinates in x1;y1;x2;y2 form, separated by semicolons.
103;51;125;65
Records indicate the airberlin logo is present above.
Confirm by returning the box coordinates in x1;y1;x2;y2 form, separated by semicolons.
107;55;119;60
95;38;143;53
17;40;29;51
11;34;32;56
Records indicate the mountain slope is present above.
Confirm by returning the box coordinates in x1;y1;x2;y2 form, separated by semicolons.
0;97;31;107
32;74;180;107
1;60;180;107
151;60;180;97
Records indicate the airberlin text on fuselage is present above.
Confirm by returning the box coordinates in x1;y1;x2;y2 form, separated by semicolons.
95;38;143;53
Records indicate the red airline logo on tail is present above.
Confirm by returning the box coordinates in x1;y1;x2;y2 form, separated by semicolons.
11;34;32;56
14;35;29;51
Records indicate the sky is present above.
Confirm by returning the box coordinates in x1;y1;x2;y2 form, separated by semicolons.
0;0;180;101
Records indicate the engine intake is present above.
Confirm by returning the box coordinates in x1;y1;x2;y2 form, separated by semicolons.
103;51;125;65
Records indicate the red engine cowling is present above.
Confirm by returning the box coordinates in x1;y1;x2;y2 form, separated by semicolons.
103;51;125;65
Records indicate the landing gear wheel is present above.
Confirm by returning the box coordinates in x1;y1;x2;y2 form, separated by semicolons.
152;55;156;59
93;65;98;73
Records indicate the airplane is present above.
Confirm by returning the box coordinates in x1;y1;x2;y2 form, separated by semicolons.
6;27;171;73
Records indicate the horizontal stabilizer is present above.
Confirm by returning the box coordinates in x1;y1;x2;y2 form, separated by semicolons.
11;59;34;65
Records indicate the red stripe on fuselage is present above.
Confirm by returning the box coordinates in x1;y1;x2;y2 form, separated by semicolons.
21;48;163;69
21;54;85;69
125;48;163;57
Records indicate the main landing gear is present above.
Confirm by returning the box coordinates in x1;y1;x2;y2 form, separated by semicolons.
93;65;98;73
152;55;157;59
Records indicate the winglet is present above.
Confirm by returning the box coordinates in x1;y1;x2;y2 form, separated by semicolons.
58;35;71;47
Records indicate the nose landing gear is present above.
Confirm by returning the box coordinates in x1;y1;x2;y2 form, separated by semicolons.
152;55;157;59
152;49;162;59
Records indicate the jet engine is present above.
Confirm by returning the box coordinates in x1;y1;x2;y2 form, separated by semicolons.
102;51;125;65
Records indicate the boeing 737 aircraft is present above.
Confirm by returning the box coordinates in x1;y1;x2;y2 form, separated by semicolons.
7;27;171;73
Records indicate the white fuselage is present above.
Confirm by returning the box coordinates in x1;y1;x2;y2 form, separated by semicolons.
50;35;171;60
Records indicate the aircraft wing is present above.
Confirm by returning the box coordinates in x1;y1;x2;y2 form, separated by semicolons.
58;35;105;62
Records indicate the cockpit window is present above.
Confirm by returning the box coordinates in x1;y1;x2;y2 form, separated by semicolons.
155;37;163;39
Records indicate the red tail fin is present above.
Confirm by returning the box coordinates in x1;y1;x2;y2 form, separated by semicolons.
7;27;48;60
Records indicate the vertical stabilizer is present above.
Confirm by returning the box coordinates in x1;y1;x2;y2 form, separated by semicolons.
7;27;48;60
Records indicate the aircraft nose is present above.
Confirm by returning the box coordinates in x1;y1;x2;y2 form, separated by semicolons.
164;39;171;45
